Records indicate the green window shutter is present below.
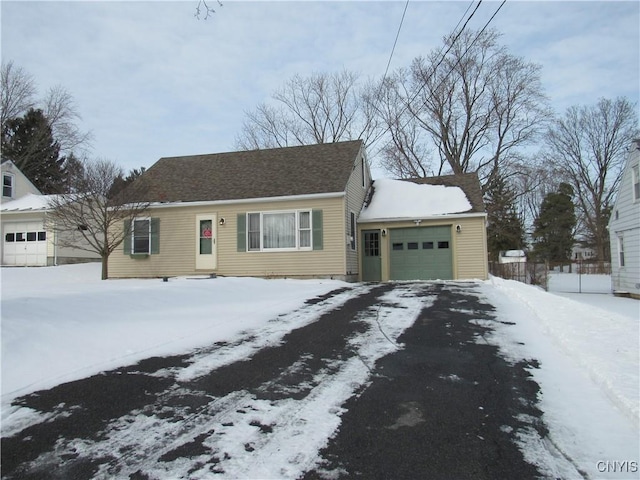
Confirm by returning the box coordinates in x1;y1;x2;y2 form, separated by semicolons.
237;213;246;252
123;220;132;254
312;209;323;250
150;218;160;254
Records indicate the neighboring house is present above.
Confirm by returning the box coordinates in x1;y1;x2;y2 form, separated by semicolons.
609;139;640;298
1;161;100;266
498;250;527;264
108;141;370;281
1;159;40;202
571;243;596;261
357;174;488;281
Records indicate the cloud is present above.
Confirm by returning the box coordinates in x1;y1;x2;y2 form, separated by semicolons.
2;1;638;172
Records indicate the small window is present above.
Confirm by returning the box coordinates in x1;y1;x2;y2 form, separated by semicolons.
423;242;434;249
248;213;261;251
618;236;625;267
38;231;46;241
26;232;37;241
2;174;14;198
5;233;15;242
200;219;213;255
438;241;449;249
364;231;379;257
350;212;356;250
407;242;419;250
392;243;404;251
633;164;640;202
132;218;151;254
299;211;311;248
16;232;25;242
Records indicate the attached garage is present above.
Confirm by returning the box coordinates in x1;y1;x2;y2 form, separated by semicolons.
3;221;48;266
358;175;488;282
389;226;452;280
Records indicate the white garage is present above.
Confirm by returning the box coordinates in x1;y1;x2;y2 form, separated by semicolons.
3;220;48;266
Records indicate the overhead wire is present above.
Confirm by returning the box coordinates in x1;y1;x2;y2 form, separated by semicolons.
370;0;509;163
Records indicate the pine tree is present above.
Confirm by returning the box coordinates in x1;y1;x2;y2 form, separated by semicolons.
1;108;65;193
532;183;576;263
485;175;525;261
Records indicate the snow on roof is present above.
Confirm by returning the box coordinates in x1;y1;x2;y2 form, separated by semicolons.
359;178;473;222
0;193;60;212
502;250;526;257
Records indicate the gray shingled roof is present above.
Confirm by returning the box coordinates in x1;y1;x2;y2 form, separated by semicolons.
405;173;485;213
134;140;364;203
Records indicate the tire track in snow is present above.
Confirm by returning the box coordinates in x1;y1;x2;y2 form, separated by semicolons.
1;283;429;479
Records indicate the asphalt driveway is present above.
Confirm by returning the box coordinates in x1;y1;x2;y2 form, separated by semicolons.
1;282;544;479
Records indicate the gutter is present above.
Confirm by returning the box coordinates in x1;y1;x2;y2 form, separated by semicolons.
126;191;346;210
358;212;488;223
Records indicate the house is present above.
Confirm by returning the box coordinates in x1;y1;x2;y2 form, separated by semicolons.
498;250;527;264
608;139;640;299
1;160;100;266
108;141;488;282
357;174;488;281
2;159;40;201
108;141;370;281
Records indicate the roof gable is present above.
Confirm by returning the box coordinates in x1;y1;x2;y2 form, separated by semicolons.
133;140;364;204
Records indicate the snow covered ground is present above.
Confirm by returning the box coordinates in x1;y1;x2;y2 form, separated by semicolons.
1;264;638;478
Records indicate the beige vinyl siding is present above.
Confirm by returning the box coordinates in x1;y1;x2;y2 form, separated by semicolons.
451;217;488;280
108;196;348;279
357;216;488;281
344;147;370;277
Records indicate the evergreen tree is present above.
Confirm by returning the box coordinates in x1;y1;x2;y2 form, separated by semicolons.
485;175;525;261
532;183;576;263
1;108;65;193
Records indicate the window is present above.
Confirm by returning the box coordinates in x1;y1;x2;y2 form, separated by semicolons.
299;211;311;248
16;232;25;242
200;219;213;254
350;212;356;250
38;231;46;241
438;241;449;249
5;233;15;242
2;174;14;198
633;164;639;202
392;243;404;250
364;231;379;257
423;242;434;249
26;232;36;241
132;218;151;254
618;235;625;267
246;210;312;251
407;242;419;250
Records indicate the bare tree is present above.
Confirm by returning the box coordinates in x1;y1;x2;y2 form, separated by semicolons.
42;85;92;156
236;70;382;150
195;0;222;19
1;61;91;167
378;28;551;190
543;97;639;261
47;158;149;280
1;60;36;134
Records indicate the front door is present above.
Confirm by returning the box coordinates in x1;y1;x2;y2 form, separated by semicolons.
195;214;217;270
361;230;381;281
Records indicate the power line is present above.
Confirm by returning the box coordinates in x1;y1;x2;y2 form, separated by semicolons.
382;0;410;82
372;0;508;166
369;1;484;148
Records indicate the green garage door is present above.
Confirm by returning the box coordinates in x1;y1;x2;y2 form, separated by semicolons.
389;226;453;280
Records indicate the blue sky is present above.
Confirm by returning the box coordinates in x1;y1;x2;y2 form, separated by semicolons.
2;1;638;177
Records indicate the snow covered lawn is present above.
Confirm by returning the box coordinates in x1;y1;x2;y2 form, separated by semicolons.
1;264;638;478
1;263;348;412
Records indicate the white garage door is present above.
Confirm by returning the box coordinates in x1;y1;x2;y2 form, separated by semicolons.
3;221;48;266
